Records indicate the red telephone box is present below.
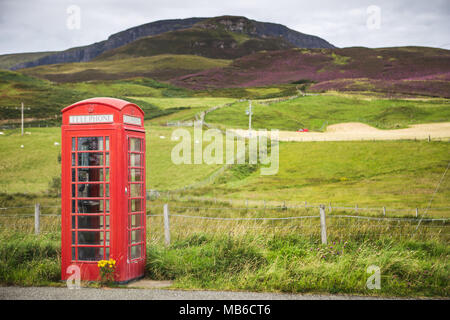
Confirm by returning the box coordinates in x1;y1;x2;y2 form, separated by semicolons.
61;97;146;283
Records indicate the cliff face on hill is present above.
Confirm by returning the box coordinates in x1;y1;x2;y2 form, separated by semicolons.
94;27;296;61
11;18;205;69
195;16;335;49
11;16;334;69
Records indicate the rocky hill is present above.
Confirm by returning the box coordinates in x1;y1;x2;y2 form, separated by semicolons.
11;18;205;70
94;27;295;60
11;16;334;69
195;16;334;49
0;51;56;70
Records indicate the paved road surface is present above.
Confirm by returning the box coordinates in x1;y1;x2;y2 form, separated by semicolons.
0;286;414;300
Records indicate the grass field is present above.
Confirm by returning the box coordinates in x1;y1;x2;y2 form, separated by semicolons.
0;132;448;297
205;94;450;131
0;125;225;194
0;70;293;124
0;125;449;213
61;78;189;98
185;139;450;213
194;84;299;100
129;96;236;124
27;55;231;75
21;54;231;82
0;71;193;122
130;97;236;110
0;211;448;296
145;125;225;190
0;127;61;194
145;204;449;297
0;87;448;297
148;236;449;297
21;54;232;83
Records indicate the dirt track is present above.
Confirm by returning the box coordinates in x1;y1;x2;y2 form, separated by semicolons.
230;122;450;142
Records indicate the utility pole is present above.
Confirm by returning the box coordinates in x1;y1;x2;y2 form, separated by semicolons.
248;100;252;138
21;102;24;136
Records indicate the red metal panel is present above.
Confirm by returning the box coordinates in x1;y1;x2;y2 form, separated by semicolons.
61;98;145;283
125;132;146;281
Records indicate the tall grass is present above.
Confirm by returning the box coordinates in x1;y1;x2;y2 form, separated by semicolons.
144;202;449;296
146;233;449;297
0;231;60;286
146;201;449;244
0;203;448;296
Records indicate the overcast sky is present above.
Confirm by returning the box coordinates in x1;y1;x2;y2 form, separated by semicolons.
1;0;449;54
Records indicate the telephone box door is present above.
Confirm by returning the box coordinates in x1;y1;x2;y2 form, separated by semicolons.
126;132;146;279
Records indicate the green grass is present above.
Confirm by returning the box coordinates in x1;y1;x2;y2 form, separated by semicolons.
130;97;236;110
0;128;448;297
1;126;449;211
0;231;61;286
146;234;449;297
0;70;84;121
1;46;449;297
195;85;298;100
193;140;450;212
0;228;447;297
205;93;450;131
0;127;61;194
0;125;225;193
331;52;351;65
61;79;183;98
21;54;232;82
0;70;192;122
145;125;224;190
129;97;236;124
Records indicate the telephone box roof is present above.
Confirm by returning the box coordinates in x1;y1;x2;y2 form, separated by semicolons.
61;97;143;114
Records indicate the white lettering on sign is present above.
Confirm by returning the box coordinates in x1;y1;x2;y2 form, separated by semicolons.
69;114;113;124
123;115;142;126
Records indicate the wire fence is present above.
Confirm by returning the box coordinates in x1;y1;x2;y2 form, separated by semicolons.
0;121;60;131
0;202;448;244
153;204;449;244
146;193;450;217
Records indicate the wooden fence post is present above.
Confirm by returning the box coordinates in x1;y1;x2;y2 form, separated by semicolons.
163;204;170;247
319;205;327;245
34;203;40;235
382;206;386;217
415;208;419;218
